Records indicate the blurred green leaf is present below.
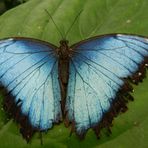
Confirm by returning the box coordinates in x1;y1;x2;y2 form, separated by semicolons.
0;0;148;147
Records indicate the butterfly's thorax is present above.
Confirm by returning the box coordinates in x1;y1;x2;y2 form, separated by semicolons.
58;40;70;115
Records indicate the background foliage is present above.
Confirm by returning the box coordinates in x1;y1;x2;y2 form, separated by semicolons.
0;0;148;147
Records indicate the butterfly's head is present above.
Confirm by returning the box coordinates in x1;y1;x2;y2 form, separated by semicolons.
59;40;69;46
58;40;70;58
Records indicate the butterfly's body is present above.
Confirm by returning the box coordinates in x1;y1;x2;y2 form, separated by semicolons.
0;34;147;142
57;40;70;115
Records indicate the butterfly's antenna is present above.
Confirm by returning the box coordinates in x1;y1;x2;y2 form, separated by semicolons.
45;9;64;39
64;10;83;39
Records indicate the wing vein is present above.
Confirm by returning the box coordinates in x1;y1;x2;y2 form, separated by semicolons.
5;53;53;88
73;50;134;73
72;54;122;86
71;60;104;113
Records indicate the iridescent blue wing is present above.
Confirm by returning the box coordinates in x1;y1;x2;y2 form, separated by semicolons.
65;34;148;138
0;38;61;141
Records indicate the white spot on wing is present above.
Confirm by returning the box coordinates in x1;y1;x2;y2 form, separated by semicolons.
117;34;124;37
138;72;142;76
6;38;13;41
0;38;13;43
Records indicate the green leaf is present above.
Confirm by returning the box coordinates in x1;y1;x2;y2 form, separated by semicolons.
0;0;148;147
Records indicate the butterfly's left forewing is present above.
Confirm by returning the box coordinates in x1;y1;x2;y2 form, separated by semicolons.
0;38;61;141
65;34;148;138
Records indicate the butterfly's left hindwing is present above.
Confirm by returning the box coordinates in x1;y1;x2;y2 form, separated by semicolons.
0;38;61;141
66;34;148;137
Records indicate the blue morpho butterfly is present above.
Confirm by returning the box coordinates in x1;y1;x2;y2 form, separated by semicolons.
0;11;148;143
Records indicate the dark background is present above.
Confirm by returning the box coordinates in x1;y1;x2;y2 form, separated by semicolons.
0;0;27;15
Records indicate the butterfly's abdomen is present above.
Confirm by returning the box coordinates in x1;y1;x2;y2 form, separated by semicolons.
58;40;70;115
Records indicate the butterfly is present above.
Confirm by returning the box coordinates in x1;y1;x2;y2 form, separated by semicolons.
0;33;147;142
